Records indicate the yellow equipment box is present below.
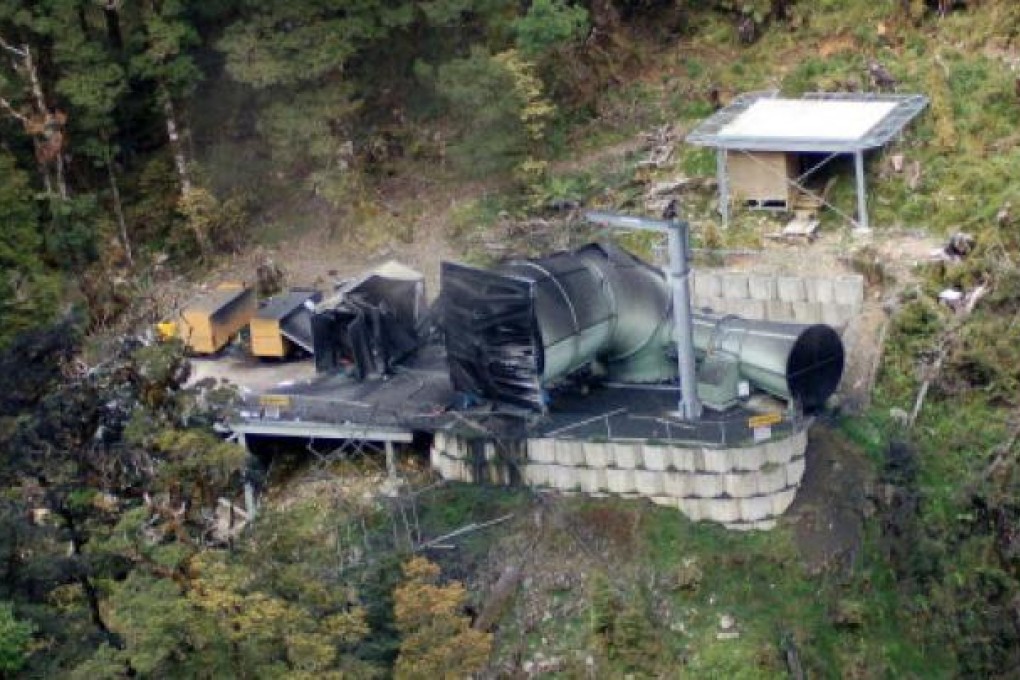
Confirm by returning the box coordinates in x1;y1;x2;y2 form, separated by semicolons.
178;282;256;354
250;289;320;358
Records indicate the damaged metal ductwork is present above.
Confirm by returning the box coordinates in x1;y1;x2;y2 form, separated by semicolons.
311;263;425;379
442;242;845;413
442;243;677;410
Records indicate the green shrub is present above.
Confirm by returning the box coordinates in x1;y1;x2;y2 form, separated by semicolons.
0;602;34;674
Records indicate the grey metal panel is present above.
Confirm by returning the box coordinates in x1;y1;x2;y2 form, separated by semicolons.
256;289;319;321
231;419;414;441
686;92;929;152
279;307;315;353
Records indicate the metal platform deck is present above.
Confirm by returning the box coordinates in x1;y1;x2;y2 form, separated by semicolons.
230;344;795;448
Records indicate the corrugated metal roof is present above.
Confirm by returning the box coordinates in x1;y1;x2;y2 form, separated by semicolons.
255;289;319;321
686;91;928;152
183;284;250;315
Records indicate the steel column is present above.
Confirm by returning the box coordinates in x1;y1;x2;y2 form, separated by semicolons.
854;150;869;231
385;440;397;481
717;148;730;227
584;211;702;420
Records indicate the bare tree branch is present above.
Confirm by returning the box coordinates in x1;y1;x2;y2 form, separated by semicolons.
0;34;27;58
0;95;29;125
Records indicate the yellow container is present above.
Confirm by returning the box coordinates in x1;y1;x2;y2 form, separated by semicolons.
250;289;319;358
178;283;255;354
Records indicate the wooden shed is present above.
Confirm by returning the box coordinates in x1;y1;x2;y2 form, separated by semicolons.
178;283;256;354
725;151;797;209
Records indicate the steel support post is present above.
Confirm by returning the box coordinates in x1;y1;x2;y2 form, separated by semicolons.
385;440;398;481
854;150;869;231
717;148;730;228
668;223;702;421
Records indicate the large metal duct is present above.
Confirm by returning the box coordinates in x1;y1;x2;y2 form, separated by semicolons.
691;313;844;411
442;243;675;410
442;243;845;412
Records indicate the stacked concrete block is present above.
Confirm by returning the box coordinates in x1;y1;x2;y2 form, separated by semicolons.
756;465;788;495
612;443;641;469
766;299;794;320
577;467;607;493
606;468;636;494
701;448;735;474
524;463;550;487
551;465;580;491
691;473;725;498
429;425;811;533
739;495;774;523
678;497;704;522
771;488;798;516
748;274;778;301
642;445;669;471
672;447;697;472
691;269;865;326
529;439;557;464
768;432;805;465
446;457;468;483
705;497;742;525
693;270;722;299
822;303;851;327
785;456;807;486
724;471;760;498
431;449;447;477
807;278;836;304
834;275;865;309
634;469;665;496
734;299;767;319
791;301;823;324
729;518;777;532
663;471;691;497
730;445;767;472
777;276;807;303
583;441;612;468
722;272;750;300
555;440;586;466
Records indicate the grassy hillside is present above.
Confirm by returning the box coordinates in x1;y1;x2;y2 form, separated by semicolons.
353;2;1020;676
145;1;1020;676
5;1;1020;677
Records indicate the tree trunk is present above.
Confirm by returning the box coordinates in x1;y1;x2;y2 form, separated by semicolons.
0;37;60;198
59;511;112;637
163;92;212;257
162;94;192;196
103;2;124;51
23;44;68;200
105;146;133;266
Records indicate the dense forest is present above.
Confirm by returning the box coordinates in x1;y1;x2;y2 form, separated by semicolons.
4;0;1020;676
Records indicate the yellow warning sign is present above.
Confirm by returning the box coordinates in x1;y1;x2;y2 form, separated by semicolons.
748;412;782;429
259;394;292;408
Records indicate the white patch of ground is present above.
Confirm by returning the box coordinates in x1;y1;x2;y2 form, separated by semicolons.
187;352;316;394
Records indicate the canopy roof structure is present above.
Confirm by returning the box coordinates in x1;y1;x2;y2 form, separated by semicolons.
685;91;928;230
686;91;928;153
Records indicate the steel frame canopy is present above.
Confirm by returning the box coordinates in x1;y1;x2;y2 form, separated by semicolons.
686;91;928;231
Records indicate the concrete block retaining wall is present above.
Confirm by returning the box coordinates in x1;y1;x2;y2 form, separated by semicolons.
431;429;808;532
692;270;864;327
